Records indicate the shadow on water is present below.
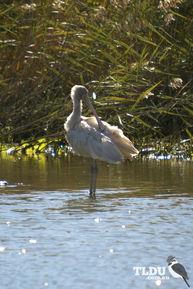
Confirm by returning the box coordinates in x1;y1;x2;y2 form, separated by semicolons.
0;153;193;289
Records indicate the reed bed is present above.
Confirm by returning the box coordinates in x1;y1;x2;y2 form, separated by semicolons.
0;0;193;155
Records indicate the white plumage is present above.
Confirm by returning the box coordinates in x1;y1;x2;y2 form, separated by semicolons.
64;85;138;197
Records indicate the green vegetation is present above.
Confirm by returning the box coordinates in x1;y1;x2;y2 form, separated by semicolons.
0;0;193;157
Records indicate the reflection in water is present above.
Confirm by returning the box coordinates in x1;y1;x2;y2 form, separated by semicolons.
0;153;193;289
0;153;193;195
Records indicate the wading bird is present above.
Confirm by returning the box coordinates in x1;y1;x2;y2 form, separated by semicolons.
64;85;138;198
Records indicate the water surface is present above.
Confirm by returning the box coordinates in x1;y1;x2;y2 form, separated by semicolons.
0;154;193;289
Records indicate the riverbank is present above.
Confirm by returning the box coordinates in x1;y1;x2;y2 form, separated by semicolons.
0;137;192;161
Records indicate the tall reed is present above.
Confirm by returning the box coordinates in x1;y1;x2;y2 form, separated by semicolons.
0;0;192;150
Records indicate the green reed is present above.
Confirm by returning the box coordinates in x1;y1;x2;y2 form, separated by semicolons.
0;0;192;155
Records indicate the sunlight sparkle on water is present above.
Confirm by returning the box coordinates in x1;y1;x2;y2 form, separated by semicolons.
155;279;162;286
29;239;37;244
19;248;27;255
0;247;6;252
94;218;102;223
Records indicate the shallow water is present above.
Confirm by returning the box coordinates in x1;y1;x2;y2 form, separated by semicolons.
0;154;193;289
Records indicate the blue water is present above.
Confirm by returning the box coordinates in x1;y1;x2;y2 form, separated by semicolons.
0;155;193;289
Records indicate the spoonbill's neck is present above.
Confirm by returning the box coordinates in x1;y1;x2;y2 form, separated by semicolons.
72;97;82;120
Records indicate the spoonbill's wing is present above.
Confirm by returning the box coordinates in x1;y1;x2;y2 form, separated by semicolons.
66;121;124;164
109;129;139;159
83;116;139;159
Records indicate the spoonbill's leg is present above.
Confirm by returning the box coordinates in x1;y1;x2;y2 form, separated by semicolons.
89;159;98;198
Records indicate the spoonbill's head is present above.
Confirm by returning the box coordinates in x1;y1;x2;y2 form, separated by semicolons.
70;85;103;130
71;85;88;102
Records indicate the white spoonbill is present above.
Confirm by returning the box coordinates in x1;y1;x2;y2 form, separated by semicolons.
64;85;138;197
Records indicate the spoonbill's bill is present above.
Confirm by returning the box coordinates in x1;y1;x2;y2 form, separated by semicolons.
64;85;138;197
